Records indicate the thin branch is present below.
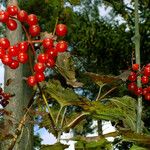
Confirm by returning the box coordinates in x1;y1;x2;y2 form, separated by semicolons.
99;87;117;100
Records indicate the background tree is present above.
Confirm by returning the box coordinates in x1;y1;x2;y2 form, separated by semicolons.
1;0;33;150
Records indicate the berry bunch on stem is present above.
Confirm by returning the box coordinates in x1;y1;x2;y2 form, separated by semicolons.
128;63;150;101
0;87;13;108
0;5;68;87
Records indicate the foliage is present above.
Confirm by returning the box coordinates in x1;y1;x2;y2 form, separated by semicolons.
0;0;150;149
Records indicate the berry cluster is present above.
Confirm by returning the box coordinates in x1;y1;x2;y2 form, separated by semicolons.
0;5;68;87
0;87;12;107
127;63;150;101
27;36;68;86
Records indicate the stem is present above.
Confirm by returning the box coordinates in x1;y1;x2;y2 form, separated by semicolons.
52;17;59;36
99;87;117;100
22;22;58;135
56;106;63;125
95;84;106;101
22;24;36;55
134;0;142;133
37;83;57;135
57;107;67;142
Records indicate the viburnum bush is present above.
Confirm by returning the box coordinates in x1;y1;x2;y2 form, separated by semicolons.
127;63;150;101
1;4;150;150
0;5;68;87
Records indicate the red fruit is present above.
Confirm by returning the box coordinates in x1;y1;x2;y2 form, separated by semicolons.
18;41;29;52
27;76;37;86
144;93;150;101
144;66;150;76
134;87;143;96
0;11;9;22
0;38;10;49
55;40;68;52
34;63;45;73
147;86;150;92
46;48;58;58
128;82;137;92
7;45;19;57
142;88;149;96
37;53;48;63
29;25;40;37
2;54;12;65
27;14;38;25
9;60;19;69
42;38;53;49
128;74;137;82
46;57;55;68
56;24;67;36
17;52;28;64
132;64;139;71
6;19;17;31
141;76;149;84
7;5;18;16
0;47;6;59
17;10;28;22
35;72;45;82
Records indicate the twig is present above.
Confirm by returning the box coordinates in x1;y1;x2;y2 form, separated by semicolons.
99;87;117;100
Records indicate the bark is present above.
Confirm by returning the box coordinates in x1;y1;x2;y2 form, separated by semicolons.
1;0;33;150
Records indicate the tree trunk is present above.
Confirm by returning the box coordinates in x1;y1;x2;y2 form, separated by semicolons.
1;0;33;150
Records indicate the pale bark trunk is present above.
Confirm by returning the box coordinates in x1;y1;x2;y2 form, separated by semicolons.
1;0;33;149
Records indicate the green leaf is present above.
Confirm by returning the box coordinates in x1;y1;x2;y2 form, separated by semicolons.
108;96;137;131
41;143;68;150
130;145;148;150
45;79;81;107
56;52;83;88
75;138;112;150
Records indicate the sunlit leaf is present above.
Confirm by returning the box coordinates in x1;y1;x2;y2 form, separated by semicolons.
41;143;68;150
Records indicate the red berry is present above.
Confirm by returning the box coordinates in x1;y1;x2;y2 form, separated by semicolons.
2;54;12;65
9;60;19;69
17;52;28;64
56;24;67;36
18;41;29;52
144;66;150;76
128;82;137;92
29;25;40;37
55;40;68;52
7;45;19;57
6;19;17;31
42;38;53;49
37;53;48;63
0;11;9;22
132;64;139;71
34;63;45;73
46;57;55;68
7;5;18;16
0;38;10;49
0;47;6;59
135;87;143;96
141;76;149;84
142;88;149;95
17;10;28;22
46;48;58;58
27;76;37;86
144;93;150;101
27;14;38;25
35;72;45;82
147;86;150;92
128;74;137;82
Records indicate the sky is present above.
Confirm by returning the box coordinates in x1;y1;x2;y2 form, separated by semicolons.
0;0;131;149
